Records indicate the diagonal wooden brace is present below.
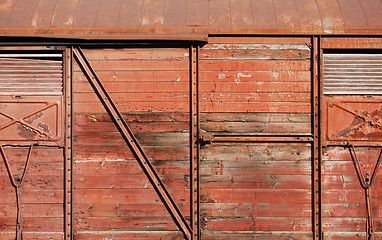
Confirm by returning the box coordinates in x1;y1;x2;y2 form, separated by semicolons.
73;47;192;239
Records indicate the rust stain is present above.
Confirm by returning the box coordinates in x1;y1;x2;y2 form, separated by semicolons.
17;124;37;140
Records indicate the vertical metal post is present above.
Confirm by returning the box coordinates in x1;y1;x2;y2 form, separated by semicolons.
64;47;73;240
312;36;322;239
190;45;200;240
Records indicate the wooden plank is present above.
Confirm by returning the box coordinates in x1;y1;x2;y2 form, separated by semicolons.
201;175;310;190
0;190;63;203
73;70;189;83
73;60;188;71
207;37;311;44
200;59;311;71
74;132;189;146
0;148;63;163
74;203;190;218
73;160;190;176
322;232;382;240
200;70;311;82
322;203;382;218
0;203;64;217
201;144;312;161
74;81;189;93
201;160;312;176
201;231;313;240
201;217;311;231
0;232;64;240
200;122;311;133
199;48;310;60
201;92;311;103
73;146;190;161
74;174;190;189
74;112;190;123
322;217;382;232
199;81;311;93
322;189;382;203
200;189;312;204
81;48;189;60
200;102;312;113
74;92;190;103
0;217;64;231
73;189;189;204
73;231;184;240
201;203;312;217
0;175;63;190
200;112;311;123
0;163;63;176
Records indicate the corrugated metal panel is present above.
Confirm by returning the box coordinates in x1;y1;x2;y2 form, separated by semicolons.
0;54;63;95
323;54;382;95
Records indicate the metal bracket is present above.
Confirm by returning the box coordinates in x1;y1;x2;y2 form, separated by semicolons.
73;47;192;239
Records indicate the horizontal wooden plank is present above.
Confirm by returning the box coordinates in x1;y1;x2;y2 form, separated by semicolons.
322;217;382;232
74;92;189;103
322;203;382;218
0;217;64;231
0;232;64;240
200;122;311;134
201;160;312;176
207;37;311;44
73;101;189;114
0;190;63;203
74;112;189;123
73;60;188;71
322;175;382;189
201;144;311;161
74;203;190;218
201;231;313;240
74;70;189;83
200;102;312;113
201;217;311;231
201;203;312;217
201;175;311;190
322;232;382;240
322;189;382;204
74;132;189;146
201;92;311;103
0;175;63;190
73;146;190;161
0;147;63;163
200;60;311;71
73;217;179;231
0;203;63;218
323;147;381;161
74;81;189;93
200;189;311;204
0;163;63;176
200;81;311;93
74;174;189;190
199;48;310;60
73;189;190;204
73;160;190;176
82;48;189;61
200;112;311;123
74;121;189;133
200;70;311;82
73;231;184;240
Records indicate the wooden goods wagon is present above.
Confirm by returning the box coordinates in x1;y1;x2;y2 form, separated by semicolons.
0;0;381;239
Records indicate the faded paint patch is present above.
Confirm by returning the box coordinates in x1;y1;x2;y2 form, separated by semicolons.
272;71;279;78
17;124;37;140
235;73;252;84
218;74;226;79
63;16;74;26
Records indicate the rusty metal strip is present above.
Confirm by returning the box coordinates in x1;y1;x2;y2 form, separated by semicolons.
72;47;192;239
64;47;73;240
347;145;382;240
190;45;200;240
312;36;322;240
0;145;34;240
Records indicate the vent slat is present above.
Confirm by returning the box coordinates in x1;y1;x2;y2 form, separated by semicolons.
0;54;63;96
324;54;382;95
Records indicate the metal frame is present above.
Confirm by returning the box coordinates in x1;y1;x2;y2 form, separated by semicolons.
72;47;193;239
190;45;200;240
312;36;322;240
64;47;73;240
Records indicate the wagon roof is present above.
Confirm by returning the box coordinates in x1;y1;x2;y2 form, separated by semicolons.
0;0;381;40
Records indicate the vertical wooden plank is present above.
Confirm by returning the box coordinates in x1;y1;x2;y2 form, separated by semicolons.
312;36;322;239
64;47;73;240
190;45;200;240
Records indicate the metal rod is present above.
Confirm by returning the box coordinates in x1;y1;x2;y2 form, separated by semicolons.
73;47;192;239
